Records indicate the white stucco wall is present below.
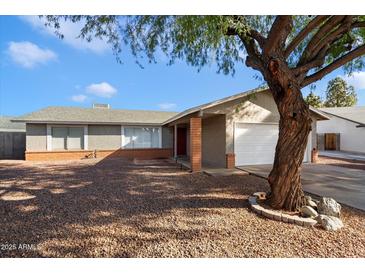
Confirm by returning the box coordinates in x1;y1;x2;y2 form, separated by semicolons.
317;115;365;153
203;90;315;163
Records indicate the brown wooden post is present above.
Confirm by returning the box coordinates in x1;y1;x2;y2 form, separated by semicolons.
190;117;202;172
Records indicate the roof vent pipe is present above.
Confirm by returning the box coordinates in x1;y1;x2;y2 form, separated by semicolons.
92;103;110;109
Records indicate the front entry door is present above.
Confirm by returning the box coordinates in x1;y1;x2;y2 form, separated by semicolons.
325;133;337;150
177;127;187;156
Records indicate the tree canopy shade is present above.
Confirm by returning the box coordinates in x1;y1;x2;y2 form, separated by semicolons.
44;16;365;211
324;77;357;107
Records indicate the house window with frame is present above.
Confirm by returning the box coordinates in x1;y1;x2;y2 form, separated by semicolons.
123;127;160;149
51;126;84;150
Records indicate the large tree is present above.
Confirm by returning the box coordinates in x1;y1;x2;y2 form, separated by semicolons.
44;15;365;211
305;91;323;108
324;77;358;107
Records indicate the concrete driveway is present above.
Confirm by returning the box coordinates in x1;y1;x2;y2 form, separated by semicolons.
237;164;365;211
319;150;365;161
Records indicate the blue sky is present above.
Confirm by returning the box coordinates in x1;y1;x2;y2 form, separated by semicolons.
1;15;365;117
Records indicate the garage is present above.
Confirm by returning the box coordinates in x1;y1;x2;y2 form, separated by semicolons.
234;122;309;166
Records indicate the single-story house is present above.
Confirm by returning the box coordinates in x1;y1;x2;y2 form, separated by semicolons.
0;116;26;159
317;106;365;153
12;88;328;171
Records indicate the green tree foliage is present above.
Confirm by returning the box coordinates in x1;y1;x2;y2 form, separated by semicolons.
43;16;365;82
305;91;323;108
324;77;358;107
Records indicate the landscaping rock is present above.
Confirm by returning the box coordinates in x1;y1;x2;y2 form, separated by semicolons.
304;195;312;203
253;192;266;200
300;206;318;218
307;200;317;208
318;197;341;217
316;215;344;231
304;196;318;208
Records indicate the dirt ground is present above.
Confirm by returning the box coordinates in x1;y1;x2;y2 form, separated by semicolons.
317;156;365;170
0;158;364;258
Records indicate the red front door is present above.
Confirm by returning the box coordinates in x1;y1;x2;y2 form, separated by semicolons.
177;127;187;156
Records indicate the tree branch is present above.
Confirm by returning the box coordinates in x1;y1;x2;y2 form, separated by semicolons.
298;16;346;65
352;21;365;28
293;44;330;76
237;34;264;71
248;29;266;49
301;44;365;87
308;16;353;61
264;16;292;55
226;26;265;49
284;16;329;59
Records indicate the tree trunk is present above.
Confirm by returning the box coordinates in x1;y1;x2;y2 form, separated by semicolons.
264;59;313;211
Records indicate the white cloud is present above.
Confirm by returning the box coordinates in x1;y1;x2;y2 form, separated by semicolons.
21;16;109;54
7;41;57;68
86;82;117;98
158;103;177;110
71;94;87;103
341;71;365;90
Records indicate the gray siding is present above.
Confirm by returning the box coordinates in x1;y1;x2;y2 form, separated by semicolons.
202;115;226;167
88;125;121;150
26;123;47;151
162;126;173;148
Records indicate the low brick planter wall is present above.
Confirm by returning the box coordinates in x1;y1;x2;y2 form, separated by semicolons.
25;148;173;161
248;196;317;228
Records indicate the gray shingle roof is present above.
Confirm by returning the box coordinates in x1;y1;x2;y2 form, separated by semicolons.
12;107;178;125
319;106;365;126
0;116;26;131
10;88;330;126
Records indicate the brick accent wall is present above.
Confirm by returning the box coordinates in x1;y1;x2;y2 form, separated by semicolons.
226;153;235;169
311;148;318;163
190;117;202;172
25;148;173;161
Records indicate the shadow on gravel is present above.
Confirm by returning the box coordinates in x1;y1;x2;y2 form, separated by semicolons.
0;157;268;257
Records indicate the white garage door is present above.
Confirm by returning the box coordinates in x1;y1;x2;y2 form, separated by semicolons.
234;123;309;166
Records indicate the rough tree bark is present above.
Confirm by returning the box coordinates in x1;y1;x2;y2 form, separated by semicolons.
232;15;365;211
264;59;312;211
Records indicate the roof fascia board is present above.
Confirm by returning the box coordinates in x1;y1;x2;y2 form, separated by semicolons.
11;120;165;126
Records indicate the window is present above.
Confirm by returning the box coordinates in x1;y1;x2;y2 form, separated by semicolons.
52;127;68;150
123;127;160;149
51;126;84;150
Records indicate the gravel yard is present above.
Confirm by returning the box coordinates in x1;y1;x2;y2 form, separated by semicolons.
0;158;364;258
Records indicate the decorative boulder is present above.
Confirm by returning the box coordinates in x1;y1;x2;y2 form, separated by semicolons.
318;197;341;217
304;195;317;208
300;206;318;218
316;215;344;231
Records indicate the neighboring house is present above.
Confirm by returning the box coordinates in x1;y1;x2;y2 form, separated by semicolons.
12;88;328;171
317;106;365;153
0;116;26;159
